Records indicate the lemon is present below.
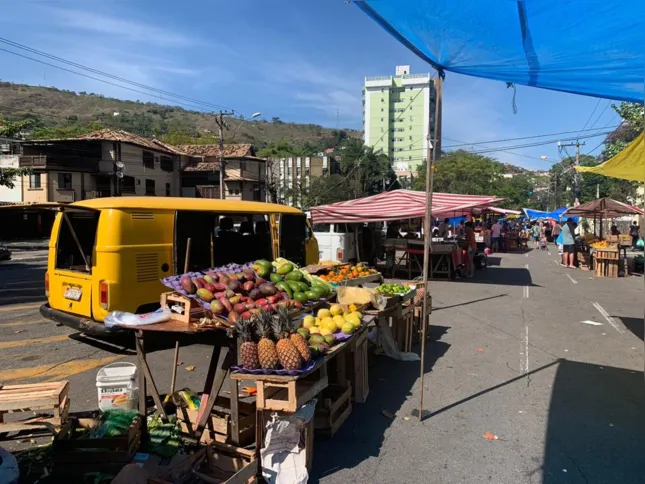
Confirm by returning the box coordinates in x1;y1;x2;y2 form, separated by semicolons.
333;315;346;330
303;315;315;328
309;326;321;335
341;322;356;334
315;317;321;326
348;303;358;312
317;308;331;319
320;327;334;336
352;311;362;320
329;304;343;317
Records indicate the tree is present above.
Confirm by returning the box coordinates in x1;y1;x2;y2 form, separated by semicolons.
0;116;34;188
603;102;644;159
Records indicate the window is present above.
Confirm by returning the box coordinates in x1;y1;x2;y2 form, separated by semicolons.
322;168;328;176
410;116;414;122
409;156;412;160
296;167;301;176
381;98;384;103
409;136;413;140
312;223;330;233
142;150;154;169
58;173;72;189
159;156;173;172
229;188;240;195
29;173;41;189
380;118;384;122
122;176;136;194
145;179;155;195
165;183;171;196
381;128;384;133
305;167;310;176
381;108;384;112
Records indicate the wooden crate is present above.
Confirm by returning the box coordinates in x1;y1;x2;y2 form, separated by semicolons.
595;248;619;261
161;291;206;324
179;398;256;447
148;442;256;484
0;381;69;434
595;258;619;278
345;327;369;403
53;415;142;477
314;382;352;437
231;362;329;413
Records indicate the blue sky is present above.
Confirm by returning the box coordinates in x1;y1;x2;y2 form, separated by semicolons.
0;0;621;170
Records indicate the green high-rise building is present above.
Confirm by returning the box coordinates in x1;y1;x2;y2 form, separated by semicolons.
362;65;441;176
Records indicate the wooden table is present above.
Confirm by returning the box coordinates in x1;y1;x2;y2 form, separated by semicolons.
385;239;456;279
116;319;243;445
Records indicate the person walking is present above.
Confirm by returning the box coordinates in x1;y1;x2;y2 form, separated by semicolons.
552;221;562;243
629;221;640;249
491;219;502;253
530;222;540;249
464;221;477;278
561;217;576;268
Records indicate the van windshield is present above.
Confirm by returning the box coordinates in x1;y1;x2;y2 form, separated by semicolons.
55;210;99;273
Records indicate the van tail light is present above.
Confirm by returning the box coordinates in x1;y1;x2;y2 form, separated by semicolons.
99;281;109;310
44;271;49;298
336;248;344;261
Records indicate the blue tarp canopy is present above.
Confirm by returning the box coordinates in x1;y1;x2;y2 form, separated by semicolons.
523;207;569;220
355;1;644;102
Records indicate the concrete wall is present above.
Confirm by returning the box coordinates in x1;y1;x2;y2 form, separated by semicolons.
23;172;48;203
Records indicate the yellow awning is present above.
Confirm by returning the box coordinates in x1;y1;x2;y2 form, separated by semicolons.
576;132;644;182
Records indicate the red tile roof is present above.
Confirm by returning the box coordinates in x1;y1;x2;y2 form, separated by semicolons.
176;144;254;158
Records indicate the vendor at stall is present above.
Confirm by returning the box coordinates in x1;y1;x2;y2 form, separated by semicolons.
611;225;621;236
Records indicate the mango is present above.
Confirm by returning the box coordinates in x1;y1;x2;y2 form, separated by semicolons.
276;262;294;275
196;288;214;302
210;300;224;315
181;277;196;294
285;270;303;281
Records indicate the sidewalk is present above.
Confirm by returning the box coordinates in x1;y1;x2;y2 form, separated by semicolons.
0;239;49;251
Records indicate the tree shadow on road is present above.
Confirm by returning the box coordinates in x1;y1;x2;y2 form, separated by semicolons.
470;266;540;287
309;325;451;483
432;293;508;311
0;263;45;306
539;360;645;484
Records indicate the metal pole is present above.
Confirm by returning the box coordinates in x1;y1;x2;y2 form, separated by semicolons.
215;110;235;200
418;73;442;421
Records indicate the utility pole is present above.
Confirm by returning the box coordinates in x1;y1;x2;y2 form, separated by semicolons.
215;110;234;199
558;140;585;206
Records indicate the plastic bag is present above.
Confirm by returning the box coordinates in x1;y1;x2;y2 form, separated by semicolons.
104;308;170;330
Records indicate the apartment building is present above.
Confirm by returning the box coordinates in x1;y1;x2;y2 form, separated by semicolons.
267;156;339;208
363;65;442;175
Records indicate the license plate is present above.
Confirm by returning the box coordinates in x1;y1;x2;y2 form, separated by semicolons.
64;287;82;301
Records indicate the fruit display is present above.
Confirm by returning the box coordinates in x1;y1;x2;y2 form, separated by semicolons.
254;258;335;304
299;303;363;346
319;263;379;283
376;283;411;296
591;240;617;249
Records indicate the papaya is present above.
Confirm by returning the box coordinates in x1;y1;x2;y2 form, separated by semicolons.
275;281;293;298
276;262;294;275
284;270;303;281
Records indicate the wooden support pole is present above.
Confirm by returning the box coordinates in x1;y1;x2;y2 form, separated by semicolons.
418;72;442;421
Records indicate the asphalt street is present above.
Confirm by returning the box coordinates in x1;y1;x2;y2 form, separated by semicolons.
0;247;643;484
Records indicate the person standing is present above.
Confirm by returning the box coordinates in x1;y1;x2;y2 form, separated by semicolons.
561;217;576;268
530;222;540;249
438;218;450;238
491;219;502;252
629;221;640;249
464;221;477;278
552;221;562;242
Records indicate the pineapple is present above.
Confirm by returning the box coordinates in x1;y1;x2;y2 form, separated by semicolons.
278;307;311;363
232;318;260;370
256;312;279;370
272;311;303;371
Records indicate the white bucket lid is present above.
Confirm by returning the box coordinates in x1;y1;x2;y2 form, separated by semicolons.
96;362;137;383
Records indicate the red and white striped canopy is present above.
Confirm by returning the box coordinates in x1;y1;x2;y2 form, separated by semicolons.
310;189;505;223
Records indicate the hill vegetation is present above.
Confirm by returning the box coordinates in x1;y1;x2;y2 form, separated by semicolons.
0;82;361;150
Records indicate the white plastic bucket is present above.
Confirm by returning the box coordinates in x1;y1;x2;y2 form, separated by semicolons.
96;362;139;411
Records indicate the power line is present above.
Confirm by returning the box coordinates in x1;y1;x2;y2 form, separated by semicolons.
0;47;227;114
587;100;611;132
0;37;234;113
576;98;601;139
441;125;619;149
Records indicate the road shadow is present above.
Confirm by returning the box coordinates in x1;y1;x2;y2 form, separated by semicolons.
486;256;502;266
614;316;644;341
539;360;645;484
433;293;508;311
309;325;450;483
471;267;540;287
0;264;45;305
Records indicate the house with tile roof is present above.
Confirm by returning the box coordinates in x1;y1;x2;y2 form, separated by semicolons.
176;143;267;201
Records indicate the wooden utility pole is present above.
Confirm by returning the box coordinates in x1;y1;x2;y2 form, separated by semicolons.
215;111;234;199
559;140;585;206
418;74;442;421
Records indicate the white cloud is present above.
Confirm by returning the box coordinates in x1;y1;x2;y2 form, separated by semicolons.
47;8;197;47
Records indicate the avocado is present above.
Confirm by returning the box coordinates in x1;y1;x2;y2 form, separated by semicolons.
294;292;308;304
311;283;329;296
269;273;284;284
276;262;294;275
310;287;326;299
285;270;303;281
306;290;318;301
287;281;302;293
275;281;293;298
296;281;310;293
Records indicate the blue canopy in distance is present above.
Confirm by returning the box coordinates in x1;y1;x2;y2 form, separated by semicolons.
523;207;569;220
355;0;644;102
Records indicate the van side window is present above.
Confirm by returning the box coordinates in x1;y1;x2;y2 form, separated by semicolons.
334;224;348;233
312;224;330;233
279;214;306;266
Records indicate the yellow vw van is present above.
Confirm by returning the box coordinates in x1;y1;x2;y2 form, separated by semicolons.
38;197;319;334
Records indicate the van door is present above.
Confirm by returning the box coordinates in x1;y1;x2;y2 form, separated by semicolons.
49;207;100;318
279;214;307;266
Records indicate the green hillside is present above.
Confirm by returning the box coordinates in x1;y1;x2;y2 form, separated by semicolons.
0;82;361;149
